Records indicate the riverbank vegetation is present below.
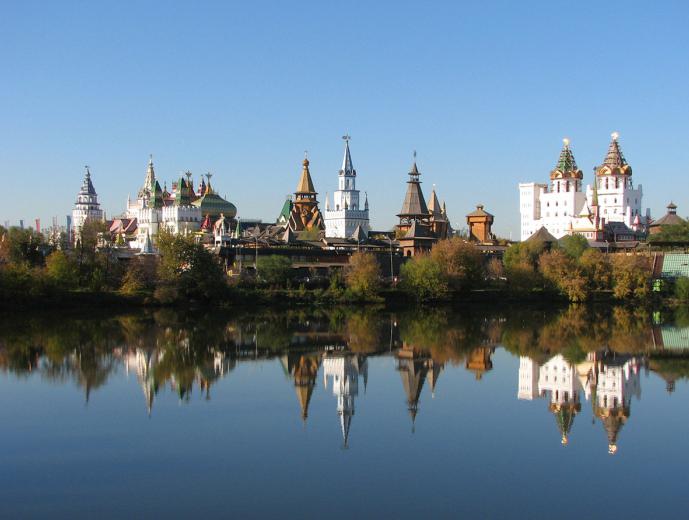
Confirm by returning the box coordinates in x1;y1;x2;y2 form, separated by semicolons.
1;224;686;308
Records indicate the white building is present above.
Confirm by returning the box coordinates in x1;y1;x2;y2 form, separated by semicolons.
323;353;368;447
72;166;104;244
324;136;370;238
126;157;202;250
519;134;648;241
518;353;643;452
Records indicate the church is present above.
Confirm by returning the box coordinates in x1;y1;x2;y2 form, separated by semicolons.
519;133;649;242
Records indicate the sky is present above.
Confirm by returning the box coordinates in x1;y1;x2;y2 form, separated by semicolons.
2;0;688;238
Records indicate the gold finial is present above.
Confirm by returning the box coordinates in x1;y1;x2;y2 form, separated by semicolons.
561;434;568;445
303;150;309;166
608;443;618;455
611;131;619;141
563;137;570;146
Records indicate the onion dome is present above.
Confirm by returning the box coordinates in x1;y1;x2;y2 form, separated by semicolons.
549;401;581;446
596;132;632;176
191;174;237;219
550;138;583;180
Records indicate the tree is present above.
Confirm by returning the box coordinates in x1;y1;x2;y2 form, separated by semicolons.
256;255;293;288
579;249;612;291
4;227;46;266
648;222;689;243
400;255;448;301
559;234;589;260
539;249;588;302
430;238;484;292
675;277;689;302
611;254;651;299
120;256;158;294
157;230;227;301
503;241;545;291
45;250;78;288
345;252;381;298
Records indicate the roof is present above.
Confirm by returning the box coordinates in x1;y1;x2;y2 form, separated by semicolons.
277;198;293;224
79;167;97;196
340;138;355;176
466;204;493;218
661;254;689;279
428;189;442;217
192;192;237;218
550;139;583;179
651;213;686;227
398;178;429;217
350;224;368;242
404;220;433;239
525;226;558;243
296;158;316;194
597;133;632;176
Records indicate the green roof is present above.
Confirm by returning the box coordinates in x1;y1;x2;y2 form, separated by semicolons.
660;326;689;350
661;254;689;279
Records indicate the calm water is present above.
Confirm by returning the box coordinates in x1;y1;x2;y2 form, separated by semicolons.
2;305;689;518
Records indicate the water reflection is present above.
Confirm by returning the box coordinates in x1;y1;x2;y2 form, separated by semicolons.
2;305;689;453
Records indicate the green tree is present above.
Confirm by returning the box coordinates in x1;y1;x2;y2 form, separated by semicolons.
675;277;689;302
120;256;158;294
503;241;545;291
579;248;612;291
256;255;293;288
611;254;651;299
157;230;227;301
430;238;484;292
345;252;381;298
539;249;588;302
45;250;78;288
559;234;589;260
4;227;46;266
400;255;448;301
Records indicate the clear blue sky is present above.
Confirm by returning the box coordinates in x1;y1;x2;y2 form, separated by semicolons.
2;0;688;237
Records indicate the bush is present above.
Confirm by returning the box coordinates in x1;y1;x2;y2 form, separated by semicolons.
400;255;448;301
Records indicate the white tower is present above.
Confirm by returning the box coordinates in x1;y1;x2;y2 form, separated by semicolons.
324;136;370;238
590;132;647;229
72;166;104;244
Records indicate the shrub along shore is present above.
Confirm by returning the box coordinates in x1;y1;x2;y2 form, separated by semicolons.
1;224;688;310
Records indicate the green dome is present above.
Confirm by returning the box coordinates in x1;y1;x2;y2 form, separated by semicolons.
192;192;237;219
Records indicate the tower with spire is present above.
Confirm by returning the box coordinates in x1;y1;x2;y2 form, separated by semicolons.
72;166;104;245
287;154;325;233
519;138;589;240
323;353;368;448
590;132;647;230
324;136;370;239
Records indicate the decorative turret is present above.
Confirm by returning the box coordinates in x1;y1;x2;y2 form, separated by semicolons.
72;166;104;244
596;132;632;177
398;153;429;223
550;138;583;180
324;136;370;238
288;154;324;233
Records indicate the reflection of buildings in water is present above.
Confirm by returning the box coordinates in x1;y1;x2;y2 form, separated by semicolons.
125;349;161;416
281;353;321;421
396;343;443;428
465;347;494;381
323;354;368;447
518;353;642;453
124;348;236;415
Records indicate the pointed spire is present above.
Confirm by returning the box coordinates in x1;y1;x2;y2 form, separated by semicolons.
296;156;316;194
364;192;369;211
597;132;632;176
604;132;627;167
340;134;355;176
550;138;582;180
428;185;441;217
80;165;97;195
146;154;155;188
325;192;330;211
409;150;420;179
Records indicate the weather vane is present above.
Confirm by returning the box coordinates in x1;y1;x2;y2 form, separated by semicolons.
342;134;351;142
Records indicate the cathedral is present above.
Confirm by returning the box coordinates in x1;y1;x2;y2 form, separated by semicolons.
324;136;370;239
71;166;104;244
124;156;236;250
519;133;649;242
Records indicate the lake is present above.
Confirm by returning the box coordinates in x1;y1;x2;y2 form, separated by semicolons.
2;304;689;518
